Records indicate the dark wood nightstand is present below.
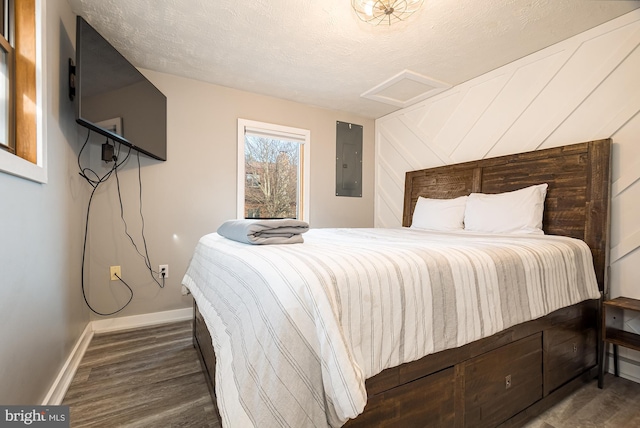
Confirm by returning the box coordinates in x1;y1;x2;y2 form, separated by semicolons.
599;297;640;388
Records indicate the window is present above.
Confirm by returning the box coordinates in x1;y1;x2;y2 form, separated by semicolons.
0;0;44;183
237;119;310;222
0;0;15;153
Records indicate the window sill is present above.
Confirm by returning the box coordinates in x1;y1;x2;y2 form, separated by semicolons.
0;148;47;183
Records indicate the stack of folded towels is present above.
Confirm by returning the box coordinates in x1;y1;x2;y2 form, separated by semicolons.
217;219;310;245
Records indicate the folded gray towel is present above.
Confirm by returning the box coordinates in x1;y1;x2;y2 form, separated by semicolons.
217;219;309;245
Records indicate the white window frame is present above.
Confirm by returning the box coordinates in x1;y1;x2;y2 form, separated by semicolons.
237;118;310;222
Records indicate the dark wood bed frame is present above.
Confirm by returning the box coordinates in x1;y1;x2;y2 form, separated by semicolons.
193;139;611;427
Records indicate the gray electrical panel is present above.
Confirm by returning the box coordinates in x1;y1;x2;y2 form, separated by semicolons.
336;121;363;197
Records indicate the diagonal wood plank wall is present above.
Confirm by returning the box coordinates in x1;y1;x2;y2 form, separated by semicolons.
375;9;640;382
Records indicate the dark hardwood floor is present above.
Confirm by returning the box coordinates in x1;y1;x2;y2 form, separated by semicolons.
523;374;640;428
63;321;640;427
62;321;219;427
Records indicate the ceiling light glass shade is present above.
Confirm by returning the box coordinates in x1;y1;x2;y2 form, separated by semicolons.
351;0;424;26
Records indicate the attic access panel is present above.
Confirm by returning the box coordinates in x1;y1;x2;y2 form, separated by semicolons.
336;121;363;197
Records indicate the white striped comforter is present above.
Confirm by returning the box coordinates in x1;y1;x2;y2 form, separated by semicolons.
182;228;600;428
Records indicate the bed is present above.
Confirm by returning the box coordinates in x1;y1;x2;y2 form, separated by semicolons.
184;139;611;428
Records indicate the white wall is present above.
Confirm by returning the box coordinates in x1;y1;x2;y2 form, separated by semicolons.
0;0;89;404
375;10;640;381
83;72;375;320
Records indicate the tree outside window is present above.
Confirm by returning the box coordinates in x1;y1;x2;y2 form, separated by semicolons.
244;136;300;219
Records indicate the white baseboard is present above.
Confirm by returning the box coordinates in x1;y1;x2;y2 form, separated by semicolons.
41;323;94;405
606;351;640;384
43;307;193;404
91;307;193;334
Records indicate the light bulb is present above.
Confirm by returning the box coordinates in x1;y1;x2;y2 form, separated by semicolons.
364;1;374;17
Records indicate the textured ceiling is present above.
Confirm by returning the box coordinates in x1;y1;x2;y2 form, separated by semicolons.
67;0;640;119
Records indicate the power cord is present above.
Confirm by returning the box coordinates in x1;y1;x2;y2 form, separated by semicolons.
78;128;165;315
113;149;164;288
79;128;134;315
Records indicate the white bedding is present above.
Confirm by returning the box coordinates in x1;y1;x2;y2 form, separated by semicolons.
182;228;600;428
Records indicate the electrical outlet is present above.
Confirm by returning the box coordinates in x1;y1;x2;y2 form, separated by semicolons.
110;266;121;281
159;264;169;279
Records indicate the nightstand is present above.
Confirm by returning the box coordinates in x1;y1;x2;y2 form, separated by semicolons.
599;297;640;388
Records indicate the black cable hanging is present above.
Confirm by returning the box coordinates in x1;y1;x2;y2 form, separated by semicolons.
113;149;163;288
78;129;134;315
78;128;164;315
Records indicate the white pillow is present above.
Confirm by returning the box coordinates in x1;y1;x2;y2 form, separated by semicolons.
464;183;548;234
411;196;468;232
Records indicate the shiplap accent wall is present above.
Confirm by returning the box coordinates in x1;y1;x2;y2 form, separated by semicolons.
375;9;640;381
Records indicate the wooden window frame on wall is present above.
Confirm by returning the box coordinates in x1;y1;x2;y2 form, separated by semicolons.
15;0;37;163
0;0;38;169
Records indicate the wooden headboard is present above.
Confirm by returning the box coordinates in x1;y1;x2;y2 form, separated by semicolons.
402;139;611;293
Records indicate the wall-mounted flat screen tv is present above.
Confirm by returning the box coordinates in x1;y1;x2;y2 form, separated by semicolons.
75;16;167;161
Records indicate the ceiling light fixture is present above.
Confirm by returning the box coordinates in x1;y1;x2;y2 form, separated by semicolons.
351;0;424;26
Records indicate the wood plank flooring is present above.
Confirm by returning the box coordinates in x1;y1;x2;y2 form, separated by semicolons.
63;321;640;427
523;374;640;428
62;321;219;427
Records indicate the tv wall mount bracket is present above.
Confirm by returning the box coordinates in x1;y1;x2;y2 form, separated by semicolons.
69;58;76;101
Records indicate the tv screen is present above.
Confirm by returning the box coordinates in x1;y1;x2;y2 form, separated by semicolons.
75;16;167;161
